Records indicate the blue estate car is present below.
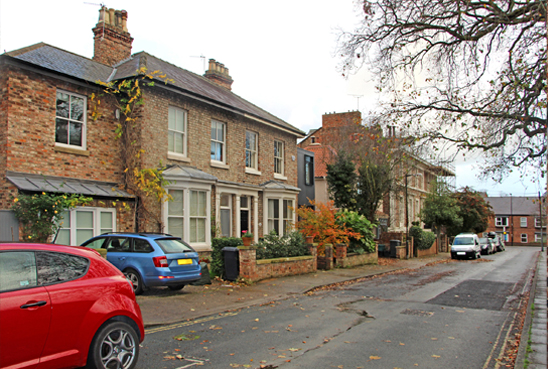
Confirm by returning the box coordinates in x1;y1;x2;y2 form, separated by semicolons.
81;233;201;294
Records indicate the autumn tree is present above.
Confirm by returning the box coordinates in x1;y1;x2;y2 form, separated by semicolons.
338;0;547;181
419;180;462;246
448;187;494;236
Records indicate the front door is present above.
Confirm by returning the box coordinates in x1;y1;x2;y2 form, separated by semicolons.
240;210;249;237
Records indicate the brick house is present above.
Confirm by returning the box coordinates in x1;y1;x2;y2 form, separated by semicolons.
298;111;455;239
0;7;305;251
484;196;547;246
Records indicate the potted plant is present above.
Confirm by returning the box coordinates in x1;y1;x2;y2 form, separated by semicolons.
241;230;254;246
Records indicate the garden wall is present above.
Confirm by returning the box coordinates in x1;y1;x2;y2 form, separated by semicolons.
416;238;438;257
335;243;378;268
238;244;317;283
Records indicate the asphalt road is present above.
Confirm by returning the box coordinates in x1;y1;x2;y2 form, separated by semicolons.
136;247;537;369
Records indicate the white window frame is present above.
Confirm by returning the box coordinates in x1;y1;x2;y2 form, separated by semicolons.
274;140;284;177
189;190;208;243
521;234;528;243
55;90;87;150
168;106;187;159
535;217;545;228
164;183;212;251
263;194;296;237
245;131;260;174
219;194;232;237
535;233;543;243
211;120;226;164
55;207;116;246
495;217;508;227
283;199;294;234
520;217;527;227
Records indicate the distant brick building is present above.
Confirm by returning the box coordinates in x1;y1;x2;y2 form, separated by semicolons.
0;7;305;250
298;111;455;237
484;196;547;246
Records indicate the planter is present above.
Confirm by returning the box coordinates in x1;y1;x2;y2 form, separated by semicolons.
305;236;314;244
242;237;252;246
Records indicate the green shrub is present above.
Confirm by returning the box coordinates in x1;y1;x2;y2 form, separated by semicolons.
210;237;242;278
255;230;310;260
11;192;91;242
336;210;376;253
409;225;436;250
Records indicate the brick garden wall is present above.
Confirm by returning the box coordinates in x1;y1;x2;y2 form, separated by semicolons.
238;244;317;282
416;238;438;257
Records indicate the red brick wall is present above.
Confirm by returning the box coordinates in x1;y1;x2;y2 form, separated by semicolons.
92;26;133;66
416;238;438;257
0;63;134;230
485;215;545;246
322;111;361;129
238;246;316;283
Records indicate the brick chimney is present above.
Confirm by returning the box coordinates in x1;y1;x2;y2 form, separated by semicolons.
92;6;133;66
204;59;234;90
322;111;362;129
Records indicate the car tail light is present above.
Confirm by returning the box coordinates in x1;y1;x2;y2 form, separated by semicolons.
153;256;169;268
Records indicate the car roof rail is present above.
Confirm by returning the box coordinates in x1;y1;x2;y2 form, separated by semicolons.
99;232;174;237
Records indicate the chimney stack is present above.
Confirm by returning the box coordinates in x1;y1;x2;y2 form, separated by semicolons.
204;59;234;90
92;6;133;66
322;111;362;129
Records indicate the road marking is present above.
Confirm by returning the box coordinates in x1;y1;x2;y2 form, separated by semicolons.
175;357;209;368
146;311;238;334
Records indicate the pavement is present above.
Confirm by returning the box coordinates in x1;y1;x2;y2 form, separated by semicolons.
137;251;547;366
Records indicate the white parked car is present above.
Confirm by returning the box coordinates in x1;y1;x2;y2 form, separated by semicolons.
451;233;482;260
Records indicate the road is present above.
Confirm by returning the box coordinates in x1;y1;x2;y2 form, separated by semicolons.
136;247;537;368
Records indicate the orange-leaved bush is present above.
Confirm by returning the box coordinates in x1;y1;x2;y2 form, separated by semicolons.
295;200;360;256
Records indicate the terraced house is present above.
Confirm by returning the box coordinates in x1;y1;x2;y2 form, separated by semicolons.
0;7;305;252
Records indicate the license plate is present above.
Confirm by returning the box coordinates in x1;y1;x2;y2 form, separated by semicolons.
457;252;466;255
177;259;192;265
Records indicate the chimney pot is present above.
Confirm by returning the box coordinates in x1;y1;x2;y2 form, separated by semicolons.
204;59;234;90
93;7;133;66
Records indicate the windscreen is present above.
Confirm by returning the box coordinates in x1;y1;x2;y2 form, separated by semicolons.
453;237;474;245
156;239;195;254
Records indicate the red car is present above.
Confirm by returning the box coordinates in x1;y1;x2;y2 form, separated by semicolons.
0;243;145;369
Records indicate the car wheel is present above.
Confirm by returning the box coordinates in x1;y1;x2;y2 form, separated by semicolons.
87;321;139;369
124;269;144;295
167;284;185;291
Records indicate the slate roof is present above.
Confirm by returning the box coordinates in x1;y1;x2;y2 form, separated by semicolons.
260;180;300;192
162;165;218;182
485;196;541;216
5;44;304;137
6;171;133;198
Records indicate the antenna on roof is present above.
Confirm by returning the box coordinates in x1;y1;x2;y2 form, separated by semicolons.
191;55;206;73
84;2;106;40
349;94;363;111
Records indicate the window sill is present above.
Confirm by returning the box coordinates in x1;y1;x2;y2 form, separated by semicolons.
54;145;90;157
168;152;191;163
245;168;262;176
274;173;287;181
210;161;230;170
190;244;212;252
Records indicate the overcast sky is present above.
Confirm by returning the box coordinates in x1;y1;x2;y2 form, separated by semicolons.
0;0;543;197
